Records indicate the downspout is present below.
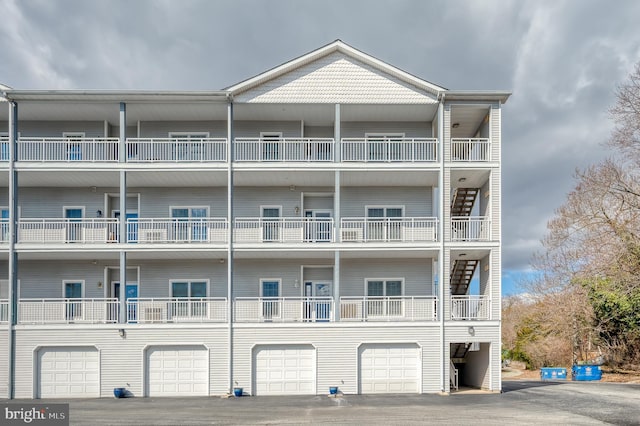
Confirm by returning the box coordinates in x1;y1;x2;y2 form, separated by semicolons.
437;93;446;393
226;95;234;393
7;99;18;399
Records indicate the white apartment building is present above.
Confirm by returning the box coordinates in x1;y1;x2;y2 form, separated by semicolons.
0;41;509;398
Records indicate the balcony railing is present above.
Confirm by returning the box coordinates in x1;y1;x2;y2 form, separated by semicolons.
17;219;119;243
17;137;119;162
18;298;119;324
341;138;438;162
234;217;334;243
234;138;334;162
132;218;228;243
339;296;437;321
0;136;8;162
450;295;491;320
451;138;490;162
234;297;334;322
451;216;491;241
127;298;227;323
340;217;437;242
0;299;8;323
126;138;227;162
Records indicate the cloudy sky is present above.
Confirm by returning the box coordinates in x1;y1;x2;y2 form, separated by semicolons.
2;0;640;294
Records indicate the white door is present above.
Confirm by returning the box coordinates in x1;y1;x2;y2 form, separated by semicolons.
254;345;315;395
359;343;420;394
38;347;100;398
146;345;209;396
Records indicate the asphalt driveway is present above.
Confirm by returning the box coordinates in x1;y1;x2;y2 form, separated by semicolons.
3;380;640;425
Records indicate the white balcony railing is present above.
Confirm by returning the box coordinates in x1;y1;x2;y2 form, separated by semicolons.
126;138;227;162
234;217;334;243
451;138;490;162
0;136;8;162
450;295;491;320
234;297;334;322
18;298;119;324
132;218;228;243
451;216;491;241
340;217;438;242
339;296;437;321
234;138;334;162
17;219;119;243
17;137;119;162
127;298;227;323
341;138;438;162
0;299;8;323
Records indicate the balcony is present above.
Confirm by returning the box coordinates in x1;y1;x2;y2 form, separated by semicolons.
132;218;228;243
234;217;334;243
18;298;119;324
235;297;334;322
341;138;438;162
127;298;227;323
450;216;491;241
340;217;438;242
450;295;491;320
234;138;334;162
17;219;119;244
0;299;7;323
17;137;119;162
126;138;227;162
451;138;491;162
0;136;7;162
339;296;437;321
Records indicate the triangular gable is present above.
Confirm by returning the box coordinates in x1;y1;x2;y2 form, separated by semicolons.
228;40;444;104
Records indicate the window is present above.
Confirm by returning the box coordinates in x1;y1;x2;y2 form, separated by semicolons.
171;280;208;318
63;281;84;320
63;132;85;161
169;132;209;161
171;207;208;241
261;206;281;242
0;132;8;161
366;206;403;241
64;207;84;242
365;133;405;161
1;208;8;242
260;279;281;319
366;279;403;317
260;132;282;161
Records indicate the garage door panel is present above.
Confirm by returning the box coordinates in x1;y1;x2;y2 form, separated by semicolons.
39;347;100;398
359;344;420;394
146;345;208;397
254;345;315;396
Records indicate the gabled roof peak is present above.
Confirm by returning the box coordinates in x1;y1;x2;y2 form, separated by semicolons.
226;40;447;97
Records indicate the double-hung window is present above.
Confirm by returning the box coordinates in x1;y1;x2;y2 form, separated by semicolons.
365;133;404;162
260;132;282;161
171;207;208;242
366;206;403;241
366;279;403;317
63;132;85;161
169;132;209;161
171;280;208;318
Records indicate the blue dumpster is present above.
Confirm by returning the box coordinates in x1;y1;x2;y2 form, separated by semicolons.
572;365;602;381
540;367;567;381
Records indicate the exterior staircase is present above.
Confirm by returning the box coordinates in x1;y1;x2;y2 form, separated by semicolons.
450;259;479;295
450;188;479;217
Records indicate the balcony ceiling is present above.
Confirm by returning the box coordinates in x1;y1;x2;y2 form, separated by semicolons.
450;169;491;189
450;105;490;138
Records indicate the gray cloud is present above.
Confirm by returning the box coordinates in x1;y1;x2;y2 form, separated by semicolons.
2;0;640;284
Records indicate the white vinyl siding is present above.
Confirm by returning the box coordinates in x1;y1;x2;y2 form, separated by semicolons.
138;121;227;138
341;187;432;217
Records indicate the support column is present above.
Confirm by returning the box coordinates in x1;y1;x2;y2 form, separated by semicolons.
437;98;446;393
333;104;341;321
226;100;234;393
7;101;18;399
118;103;127;323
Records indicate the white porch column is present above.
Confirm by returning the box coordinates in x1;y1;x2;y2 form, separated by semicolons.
7;100;18;399
226;99;234;393
118;102;127;323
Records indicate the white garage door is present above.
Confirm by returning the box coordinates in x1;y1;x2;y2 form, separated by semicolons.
146;345;209;397
254;345;315;395
359;343;420;394
39;347;100;398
